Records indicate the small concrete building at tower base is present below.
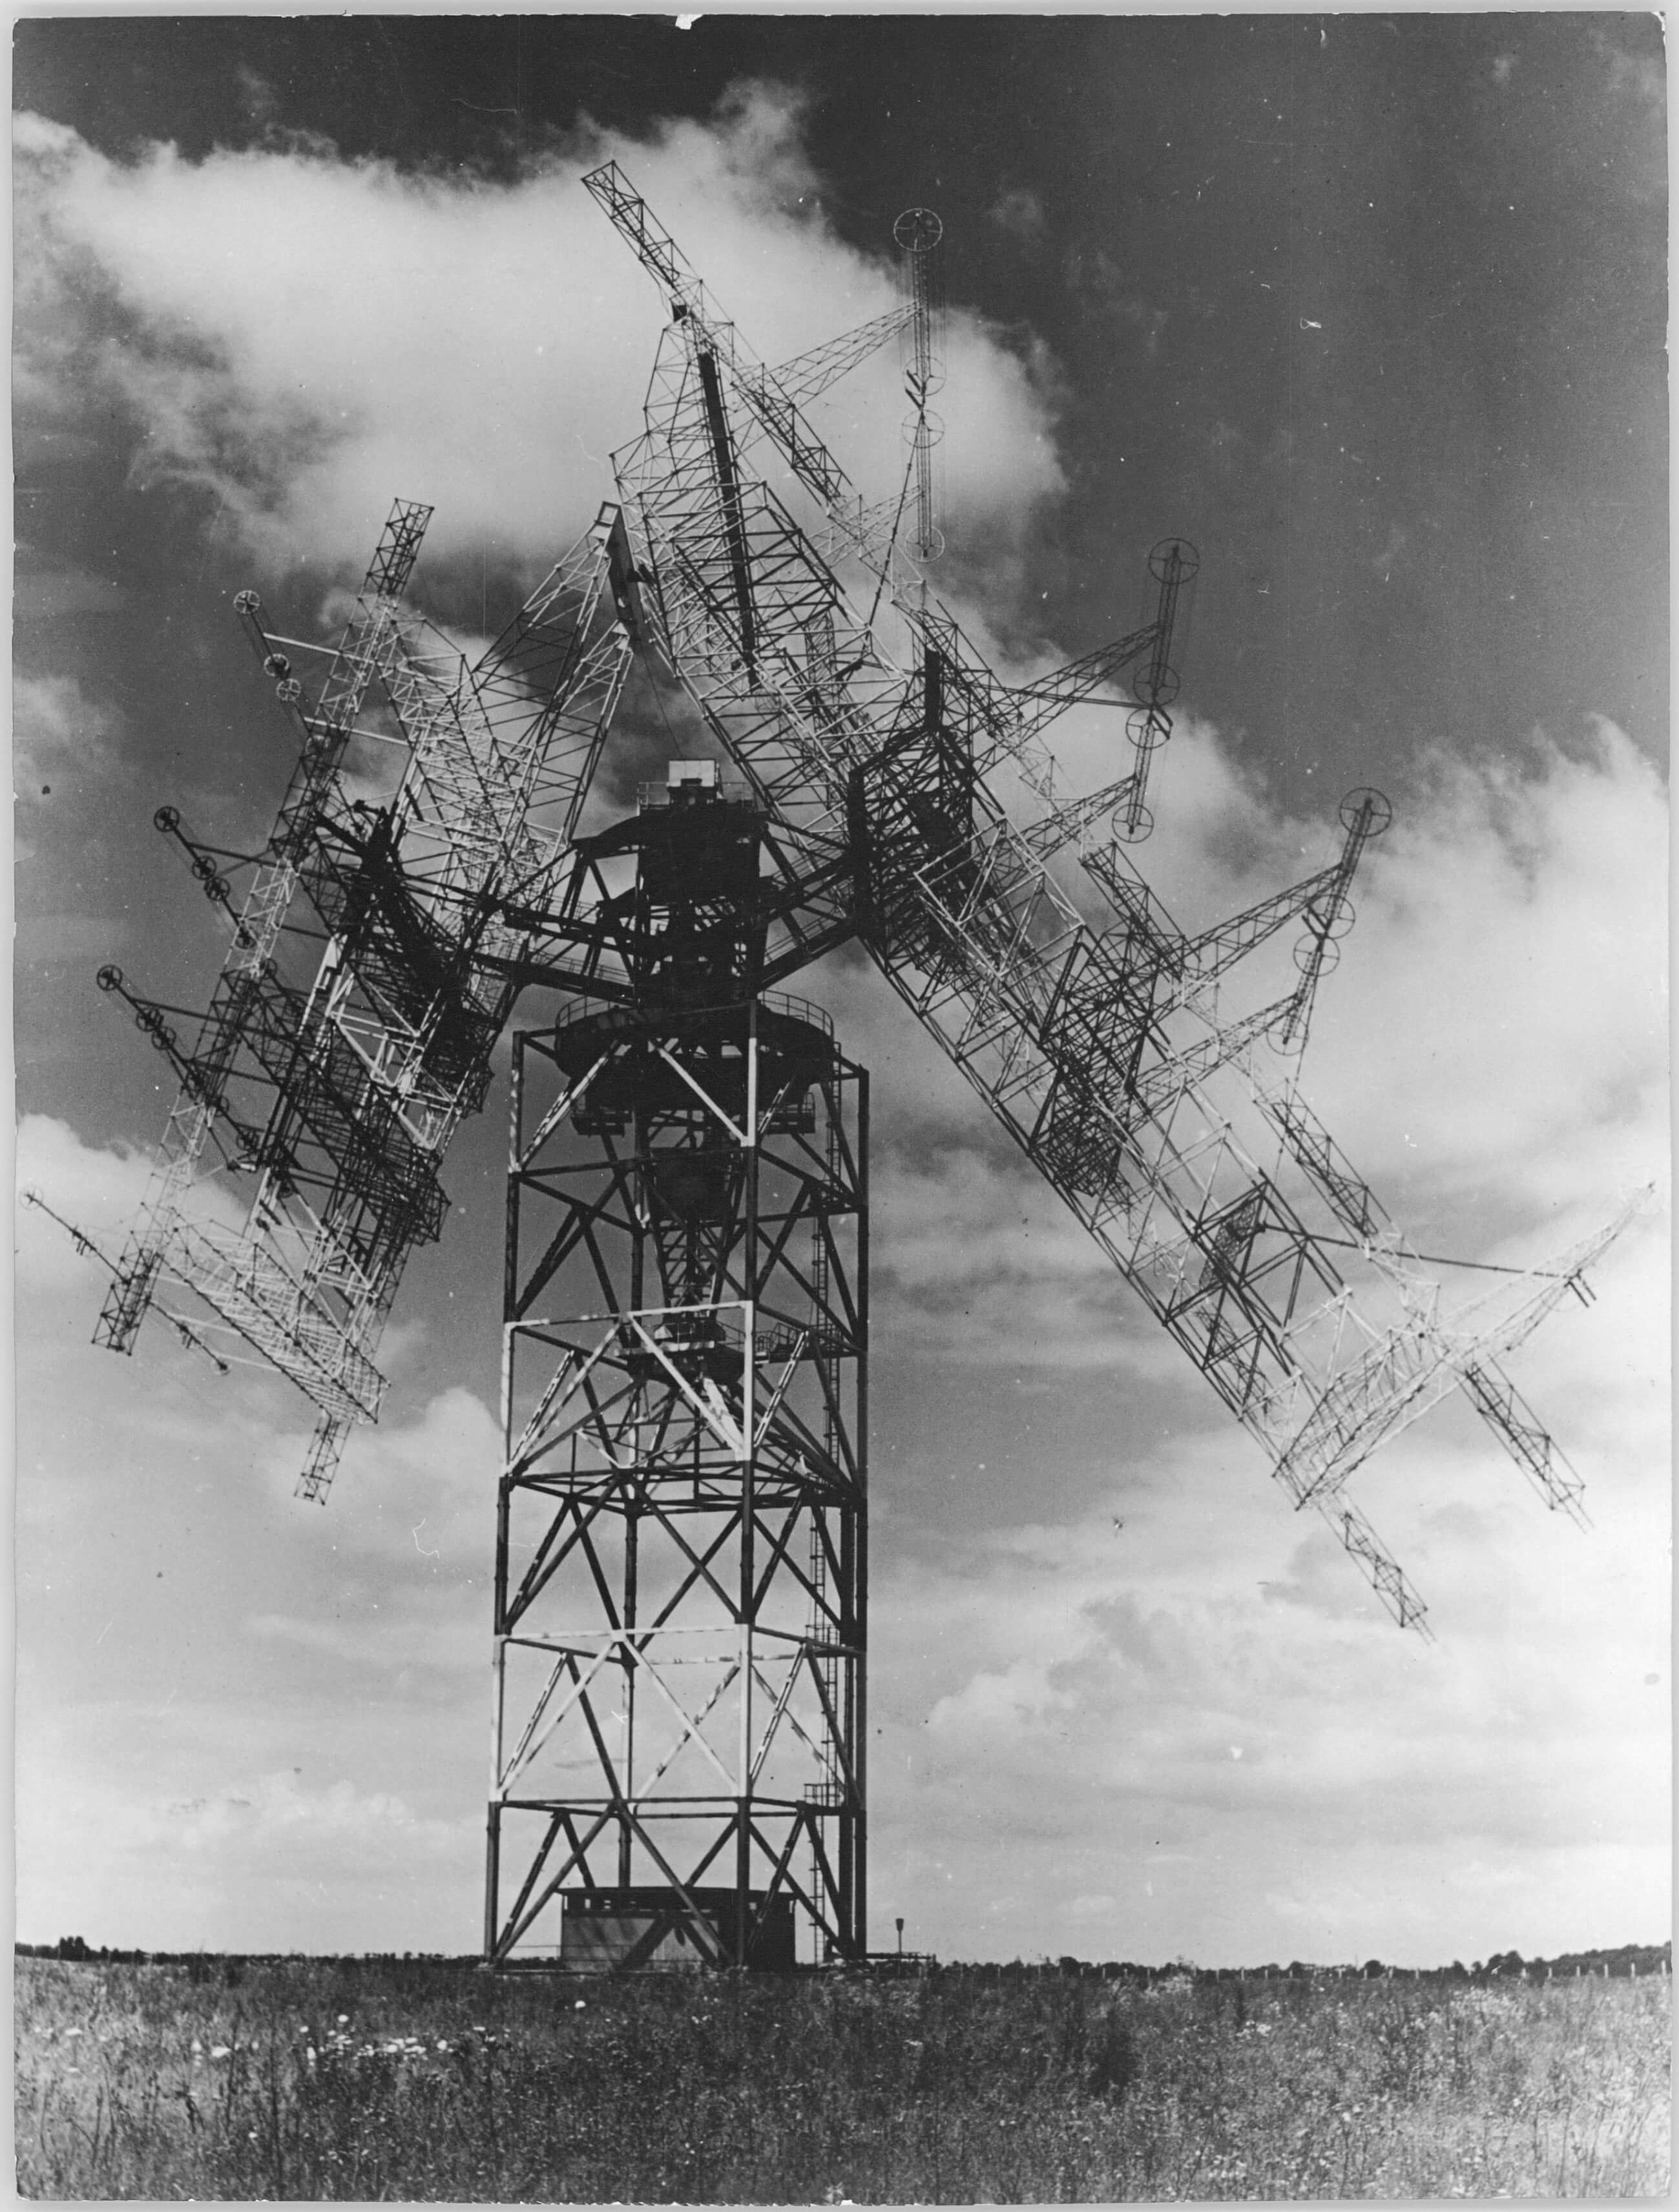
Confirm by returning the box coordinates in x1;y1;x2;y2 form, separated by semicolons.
558;1887;797;1974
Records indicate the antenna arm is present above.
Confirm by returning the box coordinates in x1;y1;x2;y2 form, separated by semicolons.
152;805;256;945
769;307;913;407
95;966;268;1163
21;1187;117;1272
1271;789;1393;1053
1181;858;1347;991
586;161;868;538
1009;620;1160;738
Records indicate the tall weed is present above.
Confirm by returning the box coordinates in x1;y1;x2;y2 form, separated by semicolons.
14;1958;1669;2200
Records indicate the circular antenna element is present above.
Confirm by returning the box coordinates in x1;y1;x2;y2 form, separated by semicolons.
1304;892;1357;941
1266;1011;1301;1054
1294;934;1344;978
1112;803;1155;845
1135;667;1181;708
893;208;944;254
1149;537;1202;584
1339;787;1393;836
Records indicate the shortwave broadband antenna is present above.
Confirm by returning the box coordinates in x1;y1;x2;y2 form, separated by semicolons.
1268;785;1392;1057
1114;537;1200;843
21;1187;232;1374
893;208;946;574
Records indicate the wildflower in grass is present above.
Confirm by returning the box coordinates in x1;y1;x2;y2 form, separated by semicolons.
209;2045;231;2060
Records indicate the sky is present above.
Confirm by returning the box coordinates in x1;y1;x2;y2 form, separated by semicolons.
12;11;1668;1969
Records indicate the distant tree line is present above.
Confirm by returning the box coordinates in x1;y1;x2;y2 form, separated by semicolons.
15;1940;482;1976
17;1937;1671;1981
930;1944;1671;1983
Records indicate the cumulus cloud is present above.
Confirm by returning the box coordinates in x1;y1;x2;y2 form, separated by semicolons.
998;694;1665;1222
17;1110;500;1536
13;670;124;799
1302;718;1667;1210
144;1768;454;1854
847;692;1669;1951
16;1112;276;1312
16;1113;156;1287
13;673;133;941
14;87;1065;592
15;1756;474;1951
15;1114;501;1949
293;1385;500;1581
870;1139;1182;1378
869;1392;1668;1959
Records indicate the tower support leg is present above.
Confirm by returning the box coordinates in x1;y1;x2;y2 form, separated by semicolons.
485;999;867;1971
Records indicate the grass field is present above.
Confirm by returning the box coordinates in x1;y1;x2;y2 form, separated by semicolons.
14;1955;1669;2200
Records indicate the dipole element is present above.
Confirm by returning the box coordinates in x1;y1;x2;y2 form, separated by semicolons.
1271;786;1392;1053
1116;538;1201;843
894;208;946;564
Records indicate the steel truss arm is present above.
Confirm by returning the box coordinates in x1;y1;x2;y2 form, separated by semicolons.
1258;1078;1634;1518
769;308;913;408
1010;541;1198;831
1273;1201;1635;1505
96;497;439;1373
92;500;638;1494
591;172;1634;1631
1008;621;1158;739
151;805;256;944
627;484;1434;1615
592;161;1123;804
584;161;866;531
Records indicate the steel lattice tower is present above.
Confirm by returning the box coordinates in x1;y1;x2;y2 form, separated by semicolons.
486;764;868;1970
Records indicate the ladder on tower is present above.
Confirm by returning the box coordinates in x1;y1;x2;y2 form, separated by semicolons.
802;1089;846;1812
